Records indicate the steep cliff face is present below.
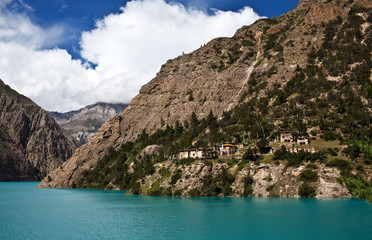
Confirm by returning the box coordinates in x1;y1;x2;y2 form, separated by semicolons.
49;103;128;144
0;80;79;181
40;0;371;193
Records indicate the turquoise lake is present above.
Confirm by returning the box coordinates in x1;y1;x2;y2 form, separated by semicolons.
1;182;371;240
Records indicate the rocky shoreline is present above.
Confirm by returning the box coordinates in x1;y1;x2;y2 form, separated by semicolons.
131;161;352;198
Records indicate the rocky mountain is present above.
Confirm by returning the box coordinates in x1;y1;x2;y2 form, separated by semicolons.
49;103;128;144
0;80;79;181
40;0;372;200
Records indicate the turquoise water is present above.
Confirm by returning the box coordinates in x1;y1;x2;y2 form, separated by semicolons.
1;182;371;240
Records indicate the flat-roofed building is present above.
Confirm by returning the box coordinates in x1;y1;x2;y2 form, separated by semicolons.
280;132;293;143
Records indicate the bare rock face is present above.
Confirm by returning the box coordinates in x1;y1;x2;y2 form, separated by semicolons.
132;161;351;198
49;102;128;144
0;80;79;181
305;3;343;25
298;0;372;25
232;163;350;198
316;178;351;198
296;0;347;26
140;145;163;158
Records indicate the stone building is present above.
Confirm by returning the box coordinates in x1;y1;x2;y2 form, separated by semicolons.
280;132;293;143
297;137;309;145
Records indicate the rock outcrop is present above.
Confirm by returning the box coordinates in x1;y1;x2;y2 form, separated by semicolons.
140;145;163;158
49;102;128;144
297;0;326;10
304;3;343;25
0;80;79;181
111;160;351;198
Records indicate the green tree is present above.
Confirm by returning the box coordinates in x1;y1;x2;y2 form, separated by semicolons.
190;112;199;128
242;148;258;161
174;120;183;136
257;138;270;154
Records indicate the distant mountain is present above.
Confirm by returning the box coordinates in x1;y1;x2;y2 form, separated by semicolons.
49;103;128;144
48;110;79;125
0;79;79;181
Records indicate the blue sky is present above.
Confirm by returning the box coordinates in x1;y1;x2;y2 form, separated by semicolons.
0;0;299;111
26;0;299;58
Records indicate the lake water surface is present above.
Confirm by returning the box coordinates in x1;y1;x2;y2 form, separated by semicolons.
1;182;371;240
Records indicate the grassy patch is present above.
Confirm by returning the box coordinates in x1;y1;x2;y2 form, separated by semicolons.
260;154;275;163
158;167;171;178
310;139;342;150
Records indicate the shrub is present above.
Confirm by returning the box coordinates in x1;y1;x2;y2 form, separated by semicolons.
148;187;165;196
310;130;317;136
298;183;316;197
356;165;364;172
170;169;182;185
327;148;338;156
306;163;318;170
216;168;235;196
326;159;352;175
173;189;183;196
273;145;288;160
243;175;254;196
257;138;271;154
188;93;194;101
321;131;337;141
342;175;372;202
131;182;141;195
164;187;172;196
242;148;258;162
188;189;202;196
342;145;361;160
299;169;319;182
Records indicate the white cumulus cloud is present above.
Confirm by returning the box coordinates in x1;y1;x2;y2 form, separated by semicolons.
0;11;65;48
0;0;262;112
0;42;100;111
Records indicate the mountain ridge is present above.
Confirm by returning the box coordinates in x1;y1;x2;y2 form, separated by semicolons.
49;102;128;144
